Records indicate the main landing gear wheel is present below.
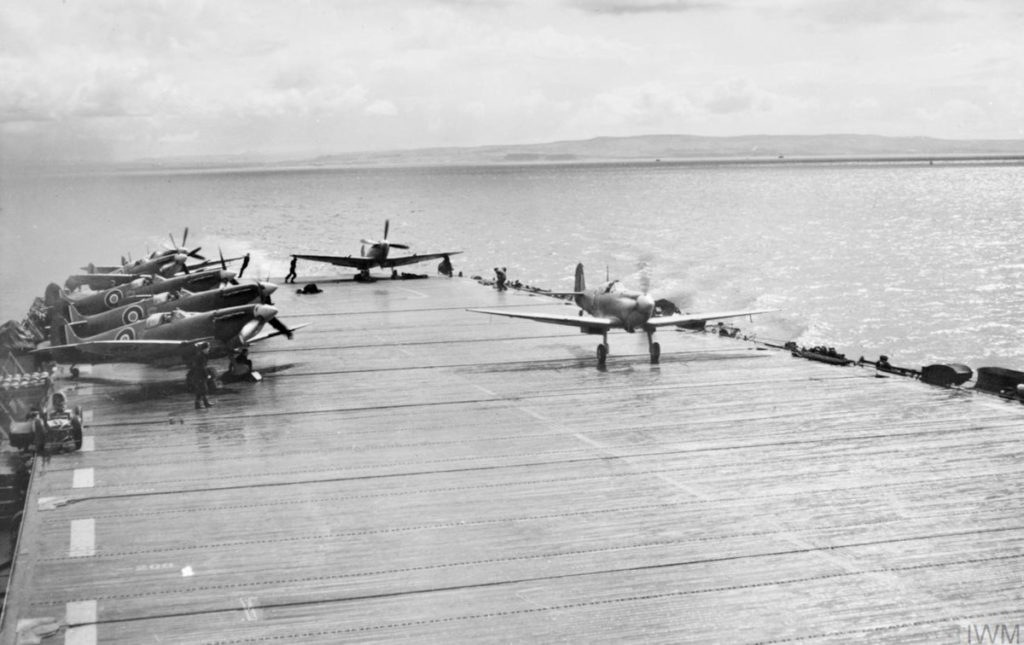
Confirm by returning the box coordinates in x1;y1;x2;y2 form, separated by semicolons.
596;343;609;366
650;342;661;365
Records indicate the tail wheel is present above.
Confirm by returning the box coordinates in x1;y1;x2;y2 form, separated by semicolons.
650;342;661;365
596;343;608;366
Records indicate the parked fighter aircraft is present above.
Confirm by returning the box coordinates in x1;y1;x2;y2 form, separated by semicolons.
62;269;235;316
470;263;776;366
66;252;191;291
292;219;461;280
66;281;278;337
32;303;296;370
66;228;208;290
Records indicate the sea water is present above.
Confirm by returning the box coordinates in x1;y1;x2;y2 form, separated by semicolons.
2;160;1022;369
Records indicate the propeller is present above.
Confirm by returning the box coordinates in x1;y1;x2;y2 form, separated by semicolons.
361;219;410;249
237;304;279;345
634;257;694;315
632;259;658;324
257;281;278;304
167;227;205;260
219;248;240;285
636;259;653;295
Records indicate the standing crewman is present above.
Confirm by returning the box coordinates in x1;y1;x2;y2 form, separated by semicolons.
187;342;213;409
438;254;453;277
285;256;298;284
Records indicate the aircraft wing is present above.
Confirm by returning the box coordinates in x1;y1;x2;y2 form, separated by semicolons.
645;308;779;328
469;308;616;331
292;254;373;270
383;251;462;269
65;273;137;290
34;339;193;364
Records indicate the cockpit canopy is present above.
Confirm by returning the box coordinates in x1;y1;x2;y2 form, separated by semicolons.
151;290;181;304
145;309;189;328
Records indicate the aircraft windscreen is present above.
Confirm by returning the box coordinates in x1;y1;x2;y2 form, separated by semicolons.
145;310;187;328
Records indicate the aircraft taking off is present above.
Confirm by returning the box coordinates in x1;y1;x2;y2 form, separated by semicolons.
292;219;461;281
470;263;776;366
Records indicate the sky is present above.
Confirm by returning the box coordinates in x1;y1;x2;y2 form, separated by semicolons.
2;0;1023;165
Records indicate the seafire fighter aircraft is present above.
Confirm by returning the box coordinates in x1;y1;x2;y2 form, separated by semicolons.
66;281;278;337
66;252;191;291
62;269;235;316
66;228;209;290
32;303;296;370
292;219;461;281
470;263;776;366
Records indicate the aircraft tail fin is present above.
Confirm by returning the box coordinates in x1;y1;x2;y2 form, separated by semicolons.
64;320;87;345
573;263;586;309
50;313;67;346
67;304;85;323
574;263;585;292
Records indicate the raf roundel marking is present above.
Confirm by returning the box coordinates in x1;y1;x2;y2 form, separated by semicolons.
122;304;145;324
114;328;136;341
104;289;123;308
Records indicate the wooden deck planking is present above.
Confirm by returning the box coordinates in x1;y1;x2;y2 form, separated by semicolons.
2;276;1022;643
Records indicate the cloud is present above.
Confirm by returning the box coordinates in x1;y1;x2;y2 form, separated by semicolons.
569;0;722;14
3;0;1024;164
365;100;399;116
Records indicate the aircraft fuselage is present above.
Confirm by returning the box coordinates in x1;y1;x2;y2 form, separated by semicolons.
65;270;234;316
575;281;656;333
70;282;273;336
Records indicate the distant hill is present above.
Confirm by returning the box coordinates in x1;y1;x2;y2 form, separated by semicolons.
306;134;1024;168
123;134;1024;172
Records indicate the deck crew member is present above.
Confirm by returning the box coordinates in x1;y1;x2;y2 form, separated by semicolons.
438;254;453;277
285;256;298;284
187;342;213;409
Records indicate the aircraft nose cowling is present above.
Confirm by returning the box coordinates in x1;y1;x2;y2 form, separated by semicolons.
255;304;279;321
625;294;656;332
637;294;655;316
235;306;280;345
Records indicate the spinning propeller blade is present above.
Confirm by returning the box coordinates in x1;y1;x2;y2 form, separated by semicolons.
218;248;238;284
